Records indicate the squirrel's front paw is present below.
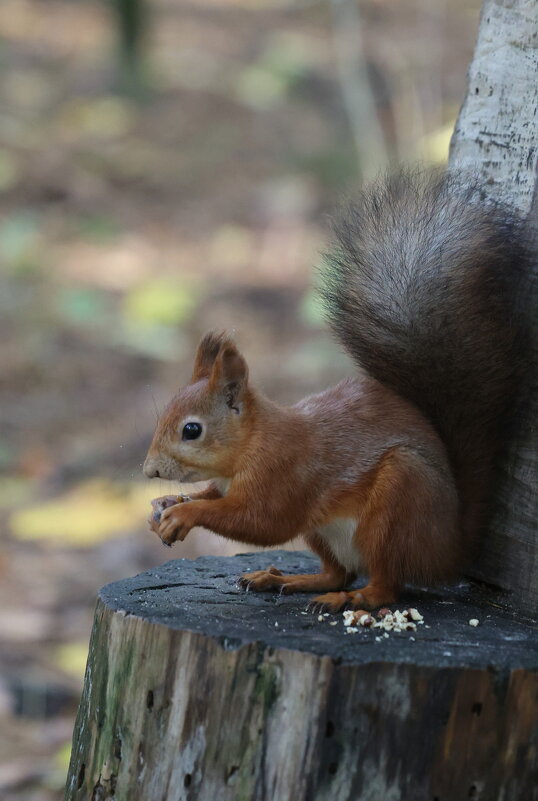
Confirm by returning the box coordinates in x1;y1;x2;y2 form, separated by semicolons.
238;566;284;591
158;504;194;546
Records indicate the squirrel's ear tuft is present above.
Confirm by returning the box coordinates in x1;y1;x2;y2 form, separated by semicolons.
192;330;233;381
209;343;249;411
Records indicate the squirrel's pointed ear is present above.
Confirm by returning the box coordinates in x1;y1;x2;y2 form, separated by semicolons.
191;331;230;381
209;343;249;412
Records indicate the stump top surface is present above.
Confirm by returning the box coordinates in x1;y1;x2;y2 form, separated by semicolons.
100;551;538;671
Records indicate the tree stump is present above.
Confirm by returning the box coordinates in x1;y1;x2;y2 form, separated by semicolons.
65;551;538;801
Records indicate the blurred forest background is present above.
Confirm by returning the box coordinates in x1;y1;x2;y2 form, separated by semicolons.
0;0;481;797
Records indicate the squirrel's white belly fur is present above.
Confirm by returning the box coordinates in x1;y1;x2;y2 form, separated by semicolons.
316;517;362;573
213;477;232;496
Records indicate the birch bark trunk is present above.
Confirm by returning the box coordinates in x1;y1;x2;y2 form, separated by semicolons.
449;0;538;616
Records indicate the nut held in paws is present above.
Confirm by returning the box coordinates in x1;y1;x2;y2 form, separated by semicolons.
151;495;183;524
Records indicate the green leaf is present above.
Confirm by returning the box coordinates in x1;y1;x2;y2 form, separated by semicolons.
56;287;110;324
0;211;40;271
235;66;288;110
122;279;199;327
53;642;89;679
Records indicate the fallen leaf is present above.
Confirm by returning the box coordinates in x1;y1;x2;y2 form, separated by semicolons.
9;480;165;546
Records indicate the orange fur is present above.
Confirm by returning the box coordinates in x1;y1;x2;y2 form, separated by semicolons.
144;332;461;609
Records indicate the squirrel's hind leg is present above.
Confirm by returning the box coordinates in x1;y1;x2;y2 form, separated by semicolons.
313;447;458;612
238;567;346;594
238;532;352;594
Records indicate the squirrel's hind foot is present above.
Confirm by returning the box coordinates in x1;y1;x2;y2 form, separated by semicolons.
238;568;346;595
313;582;399;612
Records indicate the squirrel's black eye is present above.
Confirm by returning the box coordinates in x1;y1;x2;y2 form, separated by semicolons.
182;422;203;441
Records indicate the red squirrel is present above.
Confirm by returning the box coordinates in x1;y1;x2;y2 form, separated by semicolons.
143;170;529;611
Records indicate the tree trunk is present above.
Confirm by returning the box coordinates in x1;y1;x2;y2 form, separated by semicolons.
449;0;538;616
65;552;538;801
111;0;148;97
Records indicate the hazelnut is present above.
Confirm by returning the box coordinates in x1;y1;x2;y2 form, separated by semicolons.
151;495;183;523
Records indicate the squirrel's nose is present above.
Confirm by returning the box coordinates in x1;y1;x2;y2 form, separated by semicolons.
143;458;161;479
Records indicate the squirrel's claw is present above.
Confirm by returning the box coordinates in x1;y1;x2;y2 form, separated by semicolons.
308;592;350;614
237;575;252;591
306;600;326;615
237;567;284;592
158;504;192;545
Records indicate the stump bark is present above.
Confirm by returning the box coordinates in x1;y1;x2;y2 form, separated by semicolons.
65;551;538;801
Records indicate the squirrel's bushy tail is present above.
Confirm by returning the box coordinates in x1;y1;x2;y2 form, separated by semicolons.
321;169;530;543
